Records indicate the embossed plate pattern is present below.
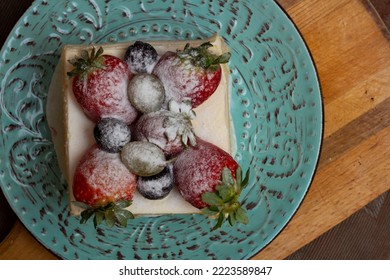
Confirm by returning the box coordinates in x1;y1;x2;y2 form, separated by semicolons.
0;0;322;259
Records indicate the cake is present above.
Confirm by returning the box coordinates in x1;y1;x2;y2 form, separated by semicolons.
47;35;249;229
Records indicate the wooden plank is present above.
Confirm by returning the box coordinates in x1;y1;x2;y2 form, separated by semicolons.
324;69;390;138
320;96;390;168
0;221;57;260
254;123;390;259
284;0;389;101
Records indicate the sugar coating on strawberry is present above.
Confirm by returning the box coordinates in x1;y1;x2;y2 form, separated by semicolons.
173;138;238;209
73;144;137;206
133;110;184;156
133;100;197;157
68;48;138;124
152;51;222;108
152;42;230;108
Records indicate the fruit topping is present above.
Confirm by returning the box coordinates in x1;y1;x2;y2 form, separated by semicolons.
125;41;158;73
173;138;238;209
120;141;169;176
152;42;230;108
67;40;247;230
72;144;137;227
133;100;196;157
201;166;249;230
127;73;165;113
67;47;138;124
164;100;197;146
173;138;248;230
137;165;174;200
93;117;131;153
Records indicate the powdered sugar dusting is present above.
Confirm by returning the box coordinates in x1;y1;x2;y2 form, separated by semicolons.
152;53;201;107
94;118;131;152
125;41;158;74
152;52;221;108
133;110;185;156
61;35;232;215
128;73;165;113
137;165;174;199
104;121;130;146
173;139;238;208
128;49;156;73
121;141;167;176
73;145;136;205
73;55;138;124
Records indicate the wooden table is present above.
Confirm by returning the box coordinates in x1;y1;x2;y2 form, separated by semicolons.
1;0;390;260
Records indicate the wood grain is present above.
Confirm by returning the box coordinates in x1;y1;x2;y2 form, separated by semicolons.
1;0;390;259
0;221;57;260
252;0;390;259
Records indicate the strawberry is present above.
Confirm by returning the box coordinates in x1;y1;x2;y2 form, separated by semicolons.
173;138;249;230
72;144;137;228
133;100;197;157
67;47;138;124
152;42;230;108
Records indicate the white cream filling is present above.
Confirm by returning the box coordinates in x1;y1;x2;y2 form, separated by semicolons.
46;35;234;216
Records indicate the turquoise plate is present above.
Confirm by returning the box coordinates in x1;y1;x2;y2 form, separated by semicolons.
0;0;322;259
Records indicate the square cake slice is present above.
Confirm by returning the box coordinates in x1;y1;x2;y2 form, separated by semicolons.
47;35;234;216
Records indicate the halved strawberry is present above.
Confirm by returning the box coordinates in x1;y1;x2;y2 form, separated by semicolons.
152;42;230;108
68;47;138;124
173;138;249;230
72;144;137;228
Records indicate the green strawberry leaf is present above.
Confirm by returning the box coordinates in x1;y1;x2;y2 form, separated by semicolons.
80;208;95;224
212;212;225;231
221;167;234;186
235;207;249;225
80;49;89;61
199;42;213;49
177;41;230;70
115;208;135;227
242;168;250;188
104;210;116;228
93;211;105;228
115;200;132;209
76;200;134;229
202;166;250;231
67;46;106;79
216;184;234;202
215;52;231;64
202;192;224;206
95;46;104;58
228;211;237;227
201;205;220;216
72;201;90;210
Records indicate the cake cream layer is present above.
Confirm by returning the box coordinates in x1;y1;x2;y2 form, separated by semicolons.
47;35;234;216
